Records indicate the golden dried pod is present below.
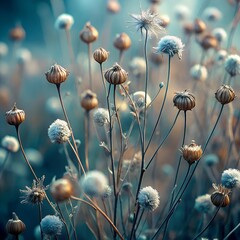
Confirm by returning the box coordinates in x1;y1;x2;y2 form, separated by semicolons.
107;0;120;13
81;89;98;111
104;63;128;85
215;85;235;105
6;103;25;126
114;33;131;51
80;22;98;44
50;178;73;202
9;25;25;41
183;22;194;35
45;64;69;85
173;90;195;111
200;34;218;50
211;184;231;207
159;15;170;28
93;47;109;64
182;141;203;165
193;19;206;34
6;212;26;236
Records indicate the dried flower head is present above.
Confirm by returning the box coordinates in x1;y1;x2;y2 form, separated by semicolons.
6;103;25;126
221;168;240;189
203;154;219;167
182;140;202;165
1;135;19;152
93;108;110;127
20;176;46;204
9;24;25;41
194;194;215;214
193;19;206;34
215;85;235;105
107;0;120;13
130;9;164;37
114;33;131;51
190;64;208;81
173;90;195;111
80;22;98;44
129;57;146;77
45;64;69;85
224;54;240;77
154;35;184;59
138;186;160;211
6;212;26;236
93;47;109;64
80;89;98;111
55;13;74;30
104;63;128;85
183;22;194;35
211;184;231;207
203;7;222;22
212;28;227;44
80;170;109;197
130;91;151;112
48;119;71;144
215;50;227;65
41;215;63;236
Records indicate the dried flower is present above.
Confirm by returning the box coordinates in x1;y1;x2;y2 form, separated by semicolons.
224;54;240;77
114;33;131;51
211;184;231;207
45;64;69;85
190;64;208;81
215;85;235;105
182;140;202;165
48;119;71;144
173;90;195;111
138;186;160;211
55;13;74;30
199;34;218;50
130;91;151;112
221;168;240;189
6;212;26;236
154;35;184;59
9;24;25;41
104;63;128;85
1;135;19;152
203;7;222;22
107;0;120;13
80;89;98;111
193;19;206;34
80;22;98;44
203;154;219;167
129;57;146;77
183;22;194;35
41;215;63;236
130;9;164;37
20;176;46;204
6;103;25;127
93;47;109;64
212;28;227;44
194;194;215;214
215;50;227;65
93;108;110;127
80;170;109;197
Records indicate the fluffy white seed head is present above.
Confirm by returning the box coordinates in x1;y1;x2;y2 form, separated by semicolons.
212;28;227;43
1;135;19;152
55;13;74;30
174;5;190;21
41;215;63;236
215;50;227;65
129;57;146;77
221;168;240;189
194;194;215;214
130;91;151;112
16;48;31;64
190;64;208;81
224;54;240;76
93;108;110;127
203;7;222;22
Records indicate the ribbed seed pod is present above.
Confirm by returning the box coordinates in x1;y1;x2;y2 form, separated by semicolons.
200;34;218;50
173;90;195;111
211;184;231;207
81;89;98;111
6;212;26;236
9;25;25;41
6;103;25;126
93;48;109;64
104;63;128;85
45;64;69;84
113;33;131;51
215;85;235;105
80;22;98;44
182;141;202;165
193;19;206;34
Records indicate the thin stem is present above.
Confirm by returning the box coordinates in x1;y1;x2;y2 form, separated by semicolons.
100;63;107;97
129;205;140;240
88;43;93;90
66;200;78;240
135;209;145;235
119;195;127;237
38;203;43;240
0;150;10;179
93;198;103;240
119;50;124;65
84;111;90;171
223;221;240;240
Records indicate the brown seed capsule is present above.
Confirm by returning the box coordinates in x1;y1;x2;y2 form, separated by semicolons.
104;63;128;85
93;48;109;64
81;89;98;111
182;140;202;165
45;64;69;85
6;212;26;236
107;0;120;13
183;22;194;35
215;85;235;105
6;103;25;126
159;15;170;28
114;33;131;51
9;25;25;41
80;22;98;44
193;19;206;34
173;90;195;111
199;34;218;50
50;178;73;202
211;184;231;207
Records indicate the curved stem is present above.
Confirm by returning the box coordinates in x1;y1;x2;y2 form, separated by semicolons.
38;203;43;240
84;111;90;171
223;221;240;240
88;43;93;90
100;63;107;98
129;205;140;240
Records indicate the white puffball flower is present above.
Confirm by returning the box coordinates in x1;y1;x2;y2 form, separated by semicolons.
1;136;19;152
190;64;208;81
221;168;240;189
55;13;74;30
224;54;240;77
48;119;71;144
174;5;190;21
81;170;109;197
129;57;146;78
138;186;160;211
194;194;215;214
212;28;227;43
0;42;8;57
131;91;151;112
203;7;222;22
215;50;227;65
93;108;110;127
25;148;43;167
16;48;32;64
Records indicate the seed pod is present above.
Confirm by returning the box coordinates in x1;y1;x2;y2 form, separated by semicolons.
6;103;25;126
114;33;131;51
200;34;218;50
80;22;98;44
182;141;202;165
50;178;73;202
45;64;69;85
159;15;170;28
107;0;120;13
173;90;195;111
6;212;26;236
81;89;98;111
93;48;109;64
9;25;25;41
104;63;128;85
215;85;235;105
193;19;206;34
211;184;231;207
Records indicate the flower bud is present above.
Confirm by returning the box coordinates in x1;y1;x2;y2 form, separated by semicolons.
215;85;235;105
6;212;26;236
6;103;25;126
113;33;131;51
159;15;170;28
104;63;128;85
193;19;206;34
93;48;109;64
45;64;69;85
9;25;25;41
81;89;98;111
173;90;195;111
211;184;231;207
182;141;202;165
107;0;120;13
80;22;98;44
